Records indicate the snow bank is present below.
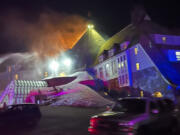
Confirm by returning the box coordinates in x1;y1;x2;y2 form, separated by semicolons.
50;71;114;107
51;83;113;107
67;71;94;83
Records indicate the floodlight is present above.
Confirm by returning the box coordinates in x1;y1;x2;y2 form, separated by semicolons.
87;24;94;29
49;60;59;72
63;58;71;67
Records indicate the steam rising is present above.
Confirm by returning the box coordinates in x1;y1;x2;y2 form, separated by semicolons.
1;9;87;58
0;9;88;82
0;53;36;65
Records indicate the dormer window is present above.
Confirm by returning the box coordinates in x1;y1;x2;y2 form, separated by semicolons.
120;41;130;50
98;55;104;63
108;49;114;57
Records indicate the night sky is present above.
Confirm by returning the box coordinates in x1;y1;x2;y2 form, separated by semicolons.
0;0;180;55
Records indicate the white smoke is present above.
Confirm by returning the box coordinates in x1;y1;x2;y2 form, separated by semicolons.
0;52;37;65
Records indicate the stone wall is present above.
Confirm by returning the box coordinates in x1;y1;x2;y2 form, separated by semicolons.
132;66;174;99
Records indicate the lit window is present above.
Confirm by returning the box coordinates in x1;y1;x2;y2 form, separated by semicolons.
106;63;109;68
176;52;180;61
44;72;48;77
176;56;180;58
162;37;166;42
140;91;144;97
15;74;18;80
176;52;180;55
136;63;140;70
118;63;121;68
134;47;138;55
121;62;124;67
105;64;110;78
124;60;127;68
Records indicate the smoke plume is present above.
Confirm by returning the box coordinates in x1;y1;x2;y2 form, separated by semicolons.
1;9;87;58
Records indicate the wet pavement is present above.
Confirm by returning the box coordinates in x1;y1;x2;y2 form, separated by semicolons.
0;106;179;135
1;106;106;135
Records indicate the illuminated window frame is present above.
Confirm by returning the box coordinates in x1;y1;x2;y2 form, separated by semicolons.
15;74;19;80
118;63;121;68
136;63;140;70
134;47;138;55
176;52;180;61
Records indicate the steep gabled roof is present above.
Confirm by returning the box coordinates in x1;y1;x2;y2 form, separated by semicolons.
67;29;106;68
94;24;140;65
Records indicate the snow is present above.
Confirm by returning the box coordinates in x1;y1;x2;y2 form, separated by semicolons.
50;71;114;107
67;71;94;83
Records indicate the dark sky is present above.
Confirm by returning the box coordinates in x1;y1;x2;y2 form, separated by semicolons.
0;0;180;54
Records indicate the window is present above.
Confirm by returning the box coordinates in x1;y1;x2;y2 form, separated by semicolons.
118;58;120;63
98;55;104;63
105;64;110;78
123;55;126;61
44;72;48;77
99;67;104;79
120;56;123;62
121;62;124;67
121;62;124;73
125;74;128;84
108;49;114;57
124;60;127;69
112;60;117;74
162;37;166;42
120;41;129;50
168;50;180;61
176;51;180;61
136;63;140;70
118;63;121;68
122;75;124;84
15;74;18;80
134;47;138;55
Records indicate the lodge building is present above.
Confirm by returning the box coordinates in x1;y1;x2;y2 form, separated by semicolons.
94;32;180;98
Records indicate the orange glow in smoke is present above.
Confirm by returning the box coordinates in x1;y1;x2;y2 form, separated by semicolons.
2;11;88;58
30;14;88;57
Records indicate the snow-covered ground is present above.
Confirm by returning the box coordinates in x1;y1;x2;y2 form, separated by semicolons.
50;71;114;107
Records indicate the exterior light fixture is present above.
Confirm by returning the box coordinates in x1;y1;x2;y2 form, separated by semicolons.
63;58;72;67
87;24;94;29
49;60;59;72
